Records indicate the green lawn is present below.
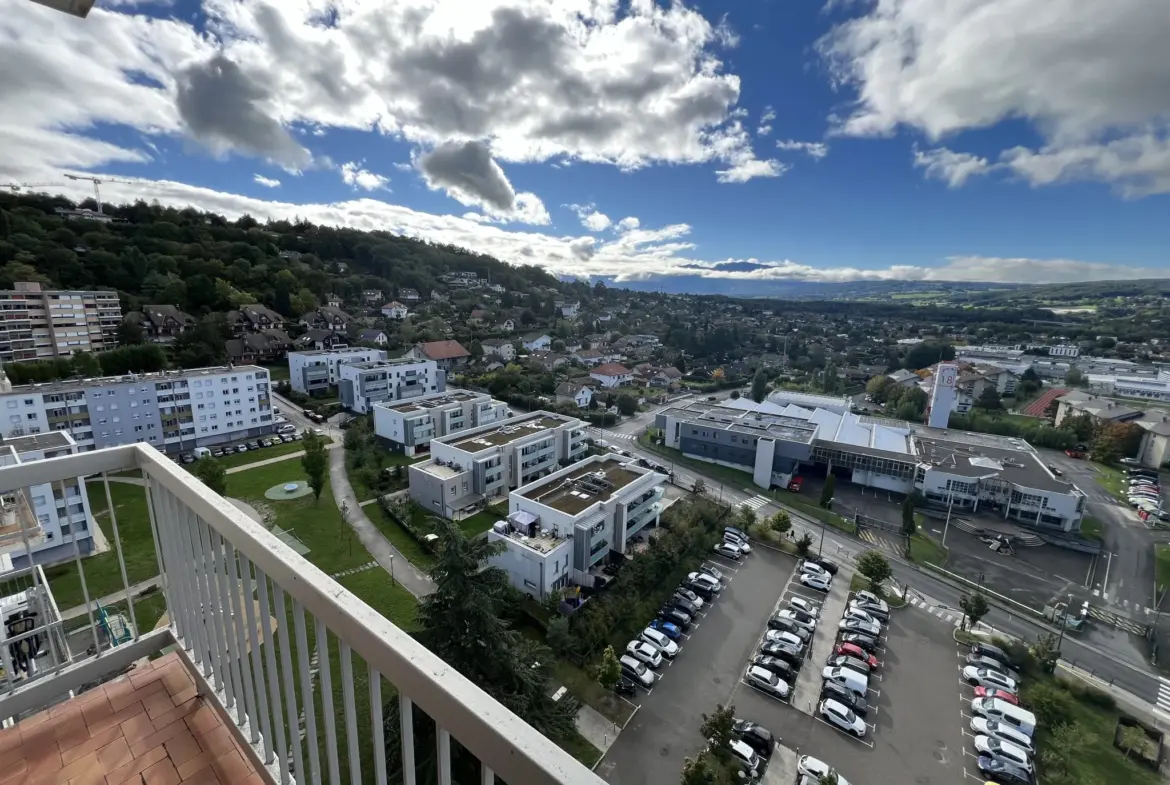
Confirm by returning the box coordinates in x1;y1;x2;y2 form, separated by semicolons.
216;440;309;469
907;532;948;566
458;505;508;538
367;503;437;570
261;363;290;382
1080;516;1103;541
1155;544;1170;598
1094;463;1130;503
560;731;603;769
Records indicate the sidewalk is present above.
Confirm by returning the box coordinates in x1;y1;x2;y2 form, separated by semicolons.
224;442;340;474
59;576;163;621
327;442;435;598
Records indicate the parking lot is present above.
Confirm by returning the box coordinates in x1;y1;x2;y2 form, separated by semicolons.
597;547;798;785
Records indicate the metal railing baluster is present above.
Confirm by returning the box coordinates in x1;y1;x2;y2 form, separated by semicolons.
273;589;306;785
294;603;322;785
256;566;290;785
339;642;361;785
241;554;276;764
315;618;342;785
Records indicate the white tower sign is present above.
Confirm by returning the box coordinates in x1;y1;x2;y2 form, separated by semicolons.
927;362;958;428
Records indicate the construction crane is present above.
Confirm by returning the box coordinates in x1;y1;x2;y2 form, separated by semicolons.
63;173;134;215
0;183;66;192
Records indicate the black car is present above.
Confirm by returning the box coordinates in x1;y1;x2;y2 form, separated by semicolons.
758;641;802;666
838;632;880;653
827;654;872;676
658;607;692;630
767;616;810;641
809;556;839;575
684;580;716;601
669;595;701;616
614;676;638;696
675;587;704;606
970;642;1016;670
750;655;794;680
819;680;868;717
976;754;1032;785
731;719;775;759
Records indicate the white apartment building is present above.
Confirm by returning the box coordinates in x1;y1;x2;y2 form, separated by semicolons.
374;390;508;455
337;357;444;414
288;347;385;396
0;364;275;454
408;411;587;519
0;282;122;363
1047;345;1080;358
488;455;667;599
0;432;95;567
1086;372;1170;402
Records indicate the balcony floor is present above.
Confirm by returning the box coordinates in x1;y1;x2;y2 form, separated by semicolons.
0;652;263;785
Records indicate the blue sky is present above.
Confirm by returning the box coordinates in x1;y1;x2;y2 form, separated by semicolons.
5;0;1169;285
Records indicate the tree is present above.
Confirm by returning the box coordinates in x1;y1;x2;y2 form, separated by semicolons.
1040;721;1093;780
699;704;735;762
857;551;892;592
820;474;836;508
959;591;989;631
901;497;917;537
1092;421;1143;463
865;375;893;402
680;756;719;785
750;369;767;403
729;390;740;399
192;457;227;497
770;510;791;537
1029;632;1061;674
1118;723;1150;760
737;504;756;531
547;616;573;656
587;393;599;411
1064;366;1085;387
595;644;621;692
795;532;814;557
974;386;1002;411
71;350;102;377
616;393;637;416
692;478;707;496
300;431;328;502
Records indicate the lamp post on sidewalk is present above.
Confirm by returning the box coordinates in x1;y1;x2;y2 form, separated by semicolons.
1056;592;1073;651
941;489;955;547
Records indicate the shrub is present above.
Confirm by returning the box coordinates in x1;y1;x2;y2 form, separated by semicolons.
1022;682;1075;728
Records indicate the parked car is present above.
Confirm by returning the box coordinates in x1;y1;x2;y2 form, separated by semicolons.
723;532;752;553
975;755;1032;785
1120;457;1141;466
798;560;831;580
774;608;816;632
819;680;868;717
640;627;679;658
796;756;851;785
745;665;790;700
278;424;297;434
626;640;663;669
788;596;820;618
684;579;717;601
211;449;224;458
963;667;1018;693
808;556;839;575
833;643;878;668
973;687;1019;706
799;571;832;592
853;590;889;614
974;736;1033;774
180;453;195;464
727;740;763;780
658;607;692;630
751;655;794;680
724;526;749;541
970;718;1034;756
687;572;723;593
765;629;805;649
766;616;810;641
614;676;638;697
967;653;1021;682
842;606;882;627
838;632;880;653
819;698;866;737
714;542;743;560
281;434;295;443
698;564;725;582
826;654;872;676
758;641;803;666
839;617;881;637
675;587;705;609
649;619;682;640
731;719;775;759
669;594;701;617
821;666;868;697
235;444;249;453
619;655;655;689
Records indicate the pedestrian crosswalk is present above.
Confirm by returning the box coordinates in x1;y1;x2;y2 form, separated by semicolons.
586;428;637;441
859;529;902;557
741;495;769;511
907;593;964;628
1157;678;1170;718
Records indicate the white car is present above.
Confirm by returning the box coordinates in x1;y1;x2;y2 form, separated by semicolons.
854;590;889;613
819;698;866;737
745;665;790;699
774;609;816;632
962;666;1018;693
728;739;762;777
838;617;881;637
799;560;831;580
788;596;820;618
688;572;723;593
625;640;663;669
765;629;804;649
640;627;679;658
974;735;1033;773
713;542;743;560
796;756;851;785
969;718;1034;755
699;564;725;582
800;571;832;592
842;606;881;626
724;533;752;553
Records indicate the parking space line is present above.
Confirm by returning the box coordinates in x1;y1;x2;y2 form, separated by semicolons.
812;715;875;748
867;688;881;697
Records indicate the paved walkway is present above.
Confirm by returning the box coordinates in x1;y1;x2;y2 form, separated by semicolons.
327;442;435;598
224;442;340;474
575;704;622;757
59;576;163;621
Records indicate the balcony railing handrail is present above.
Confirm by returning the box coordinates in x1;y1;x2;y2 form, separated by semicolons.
0;445;602;785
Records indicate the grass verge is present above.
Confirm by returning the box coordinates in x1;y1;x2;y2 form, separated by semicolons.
1081;516;1103;541
214;440;308;469
1155;544;1170;598
1094;463;1130;504
560;731;604;769
907;532;948;567
457;505;508;538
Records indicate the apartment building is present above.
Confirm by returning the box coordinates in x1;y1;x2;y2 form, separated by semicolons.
0;282;121;362
0;432;95;567
338;357;444;415
374;390;509;456
408;411;586;518
488;455;667;599
0;364;274;454
287;347;385;396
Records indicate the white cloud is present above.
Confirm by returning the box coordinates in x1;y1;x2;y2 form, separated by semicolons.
252;173;281;187
567;203;612;232
776;140;829;160
757;106;776;137
416;140;548;225
912;147;992;187
616;216;641;232
340;162;389;192
819;0;1170;194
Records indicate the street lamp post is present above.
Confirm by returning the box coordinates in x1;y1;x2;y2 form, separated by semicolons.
389;554;395;585
1056;592;1073;651
941;490;955;547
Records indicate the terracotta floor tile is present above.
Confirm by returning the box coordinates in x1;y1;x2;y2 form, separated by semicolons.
67;764;106;785
175;751;214;782
53;716;90;754
127;665;165;692
128;718;189;759
0;725;22;756
149;698;197;733
190;726;232;759
96;737;133;774
162;730;201;768
209;752;249;785
178;766;220;785
48;701;80;720
79;696;113;727
109;679;166;714
0;759;28;785
143;690;178;722
153;652;180;669
60;726;123;766
241;774;267;785
18;710;52;730
24;748;62;782
103;745;167;785
116;711;155;747
167;687;198;710
159;665;194;698
54;750;99;784
88;701;146;737
184;706;220;736
71;688;109;708
141;759;180;785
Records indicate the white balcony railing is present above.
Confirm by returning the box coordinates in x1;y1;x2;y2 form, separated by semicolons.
0;444;602;785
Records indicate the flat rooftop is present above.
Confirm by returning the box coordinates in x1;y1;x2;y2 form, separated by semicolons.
8;365;266;395
450;415;569;451
388;390;481;414
290;347;378;357
521;458;646;514
346;358;425;371
912;433;1071;492
0;432;73;452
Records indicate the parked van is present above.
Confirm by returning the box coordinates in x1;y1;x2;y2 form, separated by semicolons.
970;697;1036;737
193;447;212;460
620;654;655;689
821;666;868;697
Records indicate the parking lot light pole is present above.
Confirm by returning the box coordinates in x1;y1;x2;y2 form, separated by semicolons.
1056;592;1073;651
941;489;955;547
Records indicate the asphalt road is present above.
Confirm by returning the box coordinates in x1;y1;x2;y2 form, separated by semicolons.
597;547;796;785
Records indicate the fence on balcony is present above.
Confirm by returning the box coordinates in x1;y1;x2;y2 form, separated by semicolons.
0;444;603;785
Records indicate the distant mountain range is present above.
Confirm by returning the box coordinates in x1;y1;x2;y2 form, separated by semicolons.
588;276;1020;299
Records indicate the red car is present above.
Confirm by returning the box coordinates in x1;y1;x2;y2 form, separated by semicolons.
973;686;1019;705
834;643;878;668
787;476;804;492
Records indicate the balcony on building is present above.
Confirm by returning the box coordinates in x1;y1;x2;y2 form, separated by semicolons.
0;444;602;785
